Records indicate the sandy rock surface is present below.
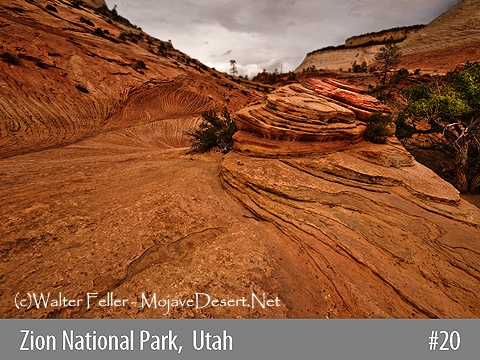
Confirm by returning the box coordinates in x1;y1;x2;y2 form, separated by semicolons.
0;135;295;319
220;145;480;318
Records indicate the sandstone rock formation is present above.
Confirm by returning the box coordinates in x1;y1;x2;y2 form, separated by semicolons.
2;0;480;321
296;0;480;74
233;78;389;157
398;0;480;73
224;75;480;318
0;0;260;159
220;143;480;318
345;26;424;48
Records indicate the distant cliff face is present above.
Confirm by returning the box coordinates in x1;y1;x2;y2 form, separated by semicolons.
295;45;383;73
296;0;480;74
344;26;423;48
398;0;480;73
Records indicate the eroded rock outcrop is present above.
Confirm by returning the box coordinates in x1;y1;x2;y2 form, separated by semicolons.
0;0;260;158
221;73;480;318
220;144;480;318
233;79;390;157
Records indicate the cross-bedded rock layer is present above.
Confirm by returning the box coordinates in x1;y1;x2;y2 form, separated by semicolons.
233;79;390;157
0;0;260;159
220;144;480;318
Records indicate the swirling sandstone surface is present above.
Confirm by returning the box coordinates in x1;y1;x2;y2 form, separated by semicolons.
225;78;480;318
0;0;258;158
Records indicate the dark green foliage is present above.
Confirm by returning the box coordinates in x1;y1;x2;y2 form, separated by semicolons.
119;32;127;41
394;111;416;139
1;52;20;65
364;113;392;144
391;68;409;84
401;62;480;192
94;5;140;30
46;4;58;12
351;60;368;73
185;108;237;153
375;44;402;84
75;84;89;93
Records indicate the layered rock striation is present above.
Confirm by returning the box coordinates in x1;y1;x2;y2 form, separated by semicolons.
233;78;390;157
0;0;260;158
223;74;480;318
296;0;480;74
221;139;480;318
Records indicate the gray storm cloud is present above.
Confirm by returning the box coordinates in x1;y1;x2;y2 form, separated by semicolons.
106;0;460;77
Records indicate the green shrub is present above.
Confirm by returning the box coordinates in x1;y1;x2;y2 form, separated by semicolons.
185;108;237;153
364;113;392;144
394;111;416;139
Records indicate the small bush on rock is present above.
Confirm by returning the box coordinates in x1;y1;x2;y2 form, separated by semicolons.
364;113;392;144
185;108;237;153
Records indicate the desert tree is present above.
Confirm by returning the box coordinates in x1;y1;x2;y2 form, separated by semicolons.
229;59;238;77
401;62;480;193
375;43;402;84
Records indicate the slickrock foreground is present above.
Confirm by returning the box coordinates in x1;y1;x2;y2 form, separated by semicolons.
220;143;480;318
2;0;480;320
233;79;389;157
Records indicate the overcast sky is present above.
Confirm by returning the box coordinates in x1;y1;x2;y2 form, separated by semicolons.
105;0;460;78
